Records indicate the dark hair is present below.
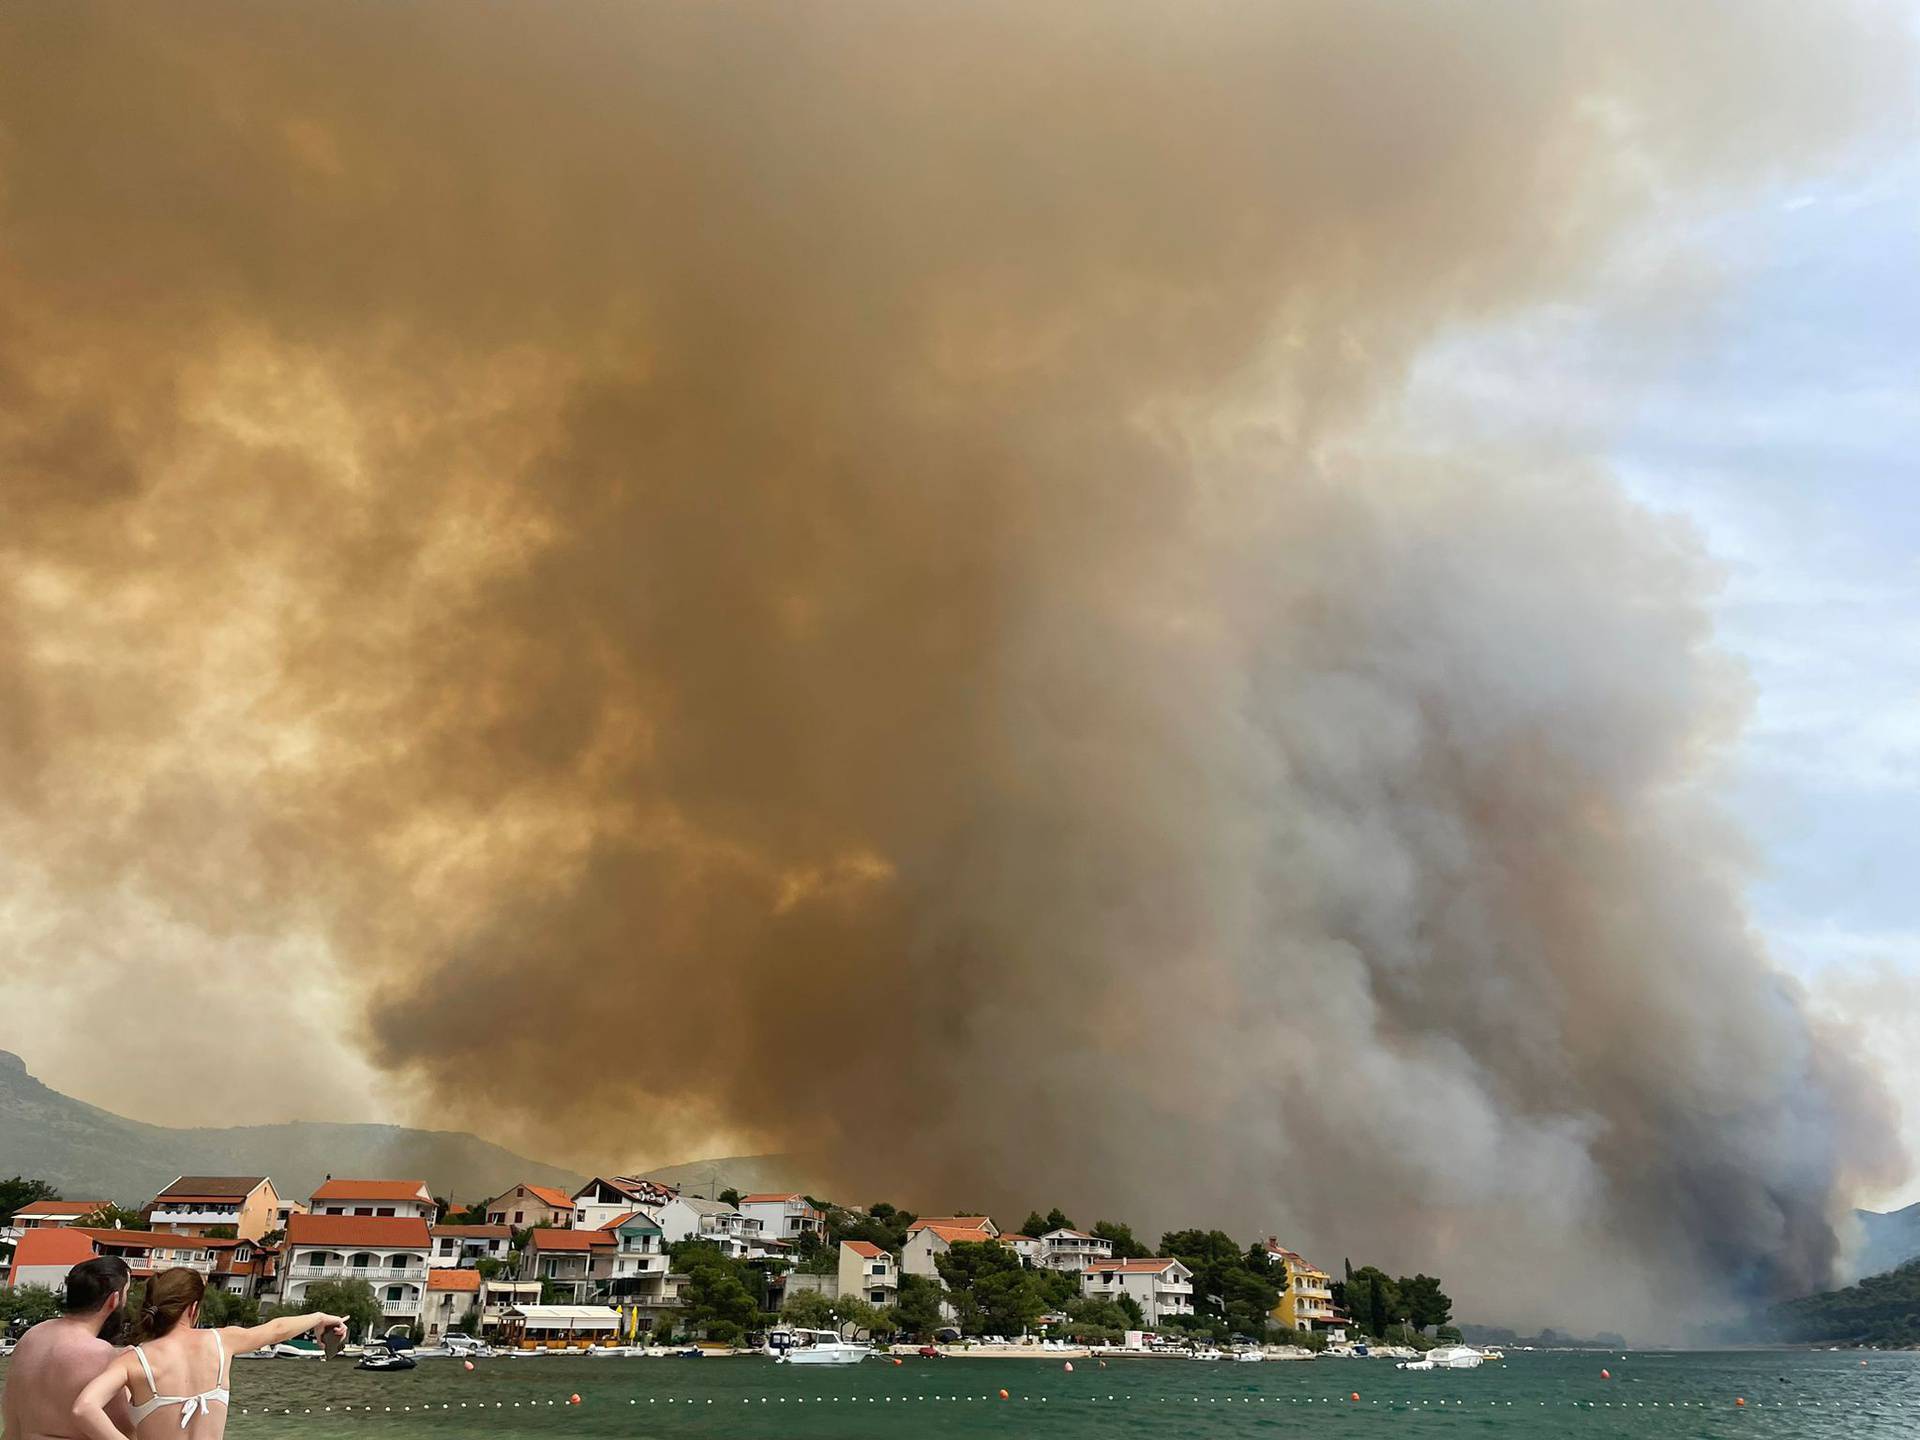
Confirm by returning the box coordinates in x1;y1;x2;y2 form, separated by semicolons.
62;1256;132;1314
128;1266;206;1342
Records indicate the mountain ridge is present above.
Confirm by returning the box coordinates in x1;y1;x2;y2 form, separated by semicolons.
0;1049;790;1207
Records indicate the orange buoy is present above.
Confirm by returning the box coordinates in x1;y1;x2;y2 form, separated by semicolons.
1350;1392;1360;1402
568;1393;581;1406
462;1361;474;1372
998;1389;1010;1400
1735;1397;1746;1408
1600;1369;1611;1380
1063;1361;1073;1373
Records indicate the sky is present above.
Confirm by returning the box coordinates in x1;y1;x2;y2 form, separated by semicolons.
1403;142;1920;1207
1;1;1915;1334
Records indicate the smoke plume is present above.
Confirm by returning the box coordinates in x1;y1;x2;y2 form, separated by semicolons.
1;0;1909;1331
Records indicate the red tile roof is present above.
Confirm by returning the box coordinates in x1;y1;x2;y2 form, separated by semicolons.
431;1225;513;1240
309;1180;430;1202
8;1227;98;1280
426;1268;484;1292
739;1193;808;1204
1086;1258;1183;1274
911;1223;997;1245
842;1240;887;1259
524;1186;576;1210
13;1200;108;1219
909;1216;997;1234
285;1214;432;1249
527;1227;613;1251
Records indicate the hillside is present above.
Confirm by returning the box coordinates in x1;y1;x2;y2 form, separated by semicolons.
1852;1202;1920;1281
0;1049;581;1206
1771;1258;1920;1347
0;1050;815;1212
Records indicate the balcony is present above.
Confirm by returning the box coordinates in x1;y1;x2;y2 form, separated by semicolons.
149;1207;241;1226
300;1265;426;1281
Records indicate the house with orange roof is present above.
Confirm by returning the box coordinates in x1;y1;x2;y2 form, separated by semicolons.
277;1213;433;1328
516;1224;615;1303
1000;1233;1040;1265
486;1182;576;1230
422;1267;483;1340
838;1240;899;1306
737;1193;826;1241
7;1227;101;1289
1080;1257;1196;1326
309;1179;435;1221
901;1218;1001;1280
71;1228;219;1278
7;1198;110;1234
146;1177;283;1239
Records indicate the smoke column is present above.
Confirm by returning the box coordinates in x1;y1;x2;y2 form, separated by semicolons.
1;0;1909;1330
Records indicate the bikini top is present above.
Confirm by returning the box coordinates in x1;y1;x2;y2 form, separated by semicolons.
128;1330;230;1430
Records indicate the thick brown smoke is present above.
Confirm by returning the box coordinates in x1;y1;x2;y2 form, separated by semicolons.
1;0;1910;1331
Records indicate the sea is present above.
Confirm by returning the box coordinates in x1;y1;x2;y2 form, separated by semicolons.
5;1346;1914;1437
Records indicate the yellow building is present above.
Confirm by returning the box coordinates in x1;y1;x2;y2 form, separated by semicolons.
1263;1240;1341;1334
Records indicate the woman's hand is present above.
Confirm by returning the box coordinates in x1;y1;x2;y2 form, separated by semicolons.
308;1313;349;1342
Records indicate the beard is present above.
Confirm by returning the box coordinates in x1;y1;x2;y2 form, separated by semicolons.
96;1304;126;1345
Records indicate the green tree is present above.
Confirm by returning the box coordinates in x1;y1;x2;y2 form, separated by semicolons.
1344;1267;1400;1338
1217;1265;1280;1338
1395;1274;1452;1331
1044;1208;1074;1233
782;1290;837;1328
1091;1221;1151;1259
1435;1324;1463;1343
0;1284;62;1334
830;1294;885;1338
203;1224;238;1240
889;1273;944;1338
1020;1211;1048;1239
92;1204;145;1230
678;1246;759;1341
935;1241;1043;1336
447;1201;491;1225
717;1188;742;1206
0;1177;58;1225
1114;1293;1144;1328
473;1257;504;1283
200;1289;259;1327
286;1278;382;1340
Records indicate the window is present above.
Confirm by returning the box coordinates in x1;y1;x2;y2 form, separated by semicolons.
354;1207;373;1217
376;1207;394;1217
386;1286;403;1303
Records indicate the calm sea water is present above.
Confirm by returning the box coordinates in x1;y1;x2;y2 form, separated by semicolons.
8;1347;1915;1438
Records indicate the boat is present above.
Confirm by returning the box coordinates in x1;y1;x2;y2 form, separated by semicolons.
1399;1345;1484;1371
1186;1347;1226;1361
272;1340;325;1359
773;1328;875;1365
1230;1348;1265;1362
441;1334;495;1359
356;1344;419;1372
671;1347;705;1359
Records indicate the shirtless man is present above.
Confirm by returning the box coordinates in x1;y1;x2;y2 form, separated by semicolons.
1;1257;134;1440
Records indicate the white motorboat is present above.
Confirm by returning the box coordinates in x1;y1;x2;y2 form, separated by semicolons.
773;1328;875;1365
1400;1345;1484;1371
1230;1348;1266;1362
273;1340;326;1359
1187;1347;1227;1361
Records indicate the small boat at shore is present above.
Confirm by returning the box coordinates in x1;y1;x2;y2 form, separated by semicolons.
774;1328;875;1365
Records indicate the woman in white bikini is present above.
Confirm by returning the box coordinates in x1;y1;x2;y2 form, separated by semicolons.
69;1266;348;1439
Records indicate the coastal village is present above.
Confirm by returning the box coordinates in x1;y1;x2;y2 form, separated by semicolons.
0;1172;1419;1357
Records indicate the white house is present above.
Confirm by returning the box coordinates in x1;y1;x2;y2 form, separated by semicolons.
517;1226;614;1304
1000;1233;1040;1265
571;1176;676;1231
278;1214;433;1329
1036;1227;1114;1273
736;1193;825;1242
308;1179;435;1221
838;1241;898;1307
4;1199;109;1245
901;1219;998;1279
429;1223;513;1269
656;1195;761;1257
1079;1258;1195;1326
